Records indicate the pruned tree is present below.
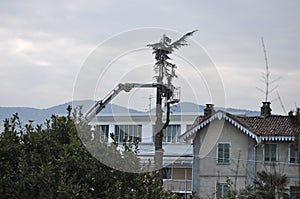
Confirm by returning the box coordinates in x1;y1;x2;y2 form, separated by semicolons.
147;30;197;88
147;30;197;177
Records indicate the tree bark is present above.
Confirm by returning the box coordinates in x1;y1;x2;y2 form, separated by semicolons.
154;86;164;179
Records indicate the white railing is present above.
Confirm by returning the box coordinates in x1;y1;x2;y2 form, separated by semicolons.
163;179;192;193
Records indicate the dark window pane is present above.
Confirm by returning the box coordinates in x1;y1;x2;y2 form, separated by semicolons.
218;143;230;164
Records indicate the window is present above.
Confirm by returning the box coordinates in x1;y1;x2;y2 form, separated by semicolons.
163;125;181;143
96;125;109;142
289;144;298;164
173;168;192;180
161;167;192;180
216;183;228;198
264;143;277;163
217;143;230;164
114;125;142;143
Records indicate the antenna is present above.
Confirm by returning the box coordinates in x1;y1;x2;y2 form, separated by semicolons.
276;90;286;114
262;37;270;102
256;37;280;102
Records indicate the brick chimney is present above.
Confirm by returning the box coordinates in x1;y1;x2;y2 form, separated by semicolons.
260;102;272;117
204;104;215;117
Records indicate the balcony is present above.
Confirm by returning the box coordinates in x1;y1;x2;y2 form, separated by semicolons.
163;179;192;193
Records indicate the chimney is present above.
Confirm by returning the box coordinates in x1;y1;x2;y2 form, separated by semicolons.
260;102;272;117
204;104;215;117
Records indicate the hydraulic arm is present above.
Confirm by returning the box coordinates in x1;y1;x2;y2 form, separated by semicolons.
83;83;177;122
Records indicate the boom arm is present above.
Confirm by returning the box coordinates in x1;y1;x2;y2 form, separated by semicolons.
83;83;173;122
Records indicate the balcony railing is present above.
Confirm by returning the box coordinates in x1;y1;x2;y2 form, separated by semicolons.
163;179;192;193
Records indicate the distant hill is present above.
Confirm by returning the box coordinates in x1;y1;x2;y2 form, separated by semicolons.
167;102;205;113
0;101;260;131
0;100;143;126
168;102;260;116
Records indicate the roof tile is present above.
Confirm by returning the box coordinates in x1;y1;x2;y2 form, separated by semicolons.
190;111;299;137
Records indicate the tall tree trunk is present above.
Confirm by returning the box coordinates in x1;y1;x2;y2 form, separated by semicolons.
154;85;164;179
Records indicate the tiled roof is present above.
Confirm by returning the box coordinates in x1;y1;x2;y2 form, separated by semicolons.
179;110;300;142
231;114;298;137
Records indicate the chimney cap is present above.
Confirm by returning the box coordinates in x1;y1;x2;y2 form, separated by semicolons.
204;103;215;117
262;101;271;105
260;101;272;117
205;103;214;108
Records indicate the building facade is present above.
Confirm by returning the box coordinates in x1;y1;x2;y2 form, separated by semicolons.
88;102;300;197
89;109;198;195
179;103;300;198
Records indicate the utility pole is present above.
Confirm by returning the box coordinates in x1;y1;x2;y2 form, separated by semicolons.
147;31;197;179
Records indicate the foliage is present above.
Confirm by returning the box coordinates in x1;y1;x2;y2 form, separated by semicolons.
288;107;300;154
224;177;238;199
218;177;255;199
0;106;181;198
254;170;290;199
209;177;255;199
238;185;256;199
289;107;300;128
147;30;197;87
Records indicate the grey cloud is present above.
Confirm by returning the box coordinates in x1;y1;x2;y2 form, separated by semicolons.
0;0;299;114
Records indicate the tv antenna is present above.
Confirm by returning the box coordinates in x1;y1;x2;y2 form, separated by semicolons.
256;37;280;102
276;90;286;114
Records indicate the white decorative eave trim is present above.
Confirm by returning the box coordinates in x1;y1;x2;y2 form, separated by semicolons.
178;111;296;143
179;111;259;143
224;114;258;142
260;136;295;142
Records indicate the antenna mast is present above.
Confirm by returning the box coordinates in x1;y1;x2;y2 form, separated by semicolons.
261;37;270;102
276;90;286;114
257;37;280;102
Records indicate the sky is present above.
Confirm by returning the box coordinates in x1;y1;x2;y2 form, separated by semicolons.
1;0;300;115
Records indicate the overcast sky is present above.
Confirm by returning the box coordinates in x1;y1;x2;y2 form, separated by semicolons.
1;0;299;115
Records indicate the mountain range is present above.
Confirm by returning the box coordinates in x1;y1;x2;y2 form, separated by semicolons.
0;101;260;129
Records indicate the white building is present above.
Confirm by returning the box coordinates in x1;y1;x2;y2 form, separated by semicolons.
88;103;200;195
179;103;300;198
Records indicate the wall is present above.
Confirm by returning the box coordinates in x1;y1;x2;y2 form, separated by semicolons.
193;118;255;198
255;141;300;187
